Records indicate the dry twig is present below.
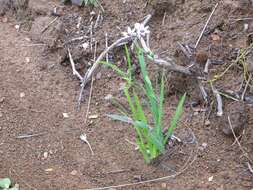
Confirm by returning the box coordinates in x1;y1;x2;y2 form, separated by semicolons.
195;3;219;49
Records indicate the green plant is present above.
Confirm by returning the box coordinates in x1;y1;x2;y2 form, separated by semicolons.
104;47;186;164
82;0;98;6
0;178;19;190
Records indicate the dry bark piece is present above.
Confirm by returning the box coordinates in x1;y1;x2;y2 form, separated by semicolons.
221;101;248;136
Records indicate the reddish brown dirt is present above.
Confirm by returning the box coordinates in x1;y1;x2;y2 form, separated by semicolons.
0;0;253;190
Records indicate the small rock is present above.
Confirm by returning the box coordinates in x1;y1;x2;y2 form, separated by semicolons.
104;94;113;101
15;24;20;30
202;142;208;149
89;114;98;119
43;152;48;159
90;11;96;15
62;113;69;118
205;120;211;126
45;168;53;172
244;23;249;32
133;175;142;182
20;92;25;98
211;33;221;42
82;42;89;50
25;57;30;63
25;37;31;42
0;97;4;103
0;112;3;118
208;176;213;182
70;170;78;176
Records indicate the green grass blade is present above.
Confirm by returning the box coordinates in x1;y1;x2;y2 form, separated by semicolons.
107;114;133;124
164;93;186;144
149;130;165;153
158;71;165;131
133;92;147;123
100;61;128;80
137;139;151;163
124;45;132;77
124;87;137;119
137;48;159;126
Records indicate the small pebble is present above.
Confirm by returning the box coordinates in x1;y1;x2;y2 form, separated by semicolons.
133;175;142;182
202;143;208;149
82;42;89;50
89;115;98;119
70;170;78;176
20;92;25;98
25;57;30;63
43;152;48;159
15;24;20;30
0;112;3;118
244;23;249;32
208;176;213;182
205;120;211;126
0;97;4;103
104;94;113;101
45;168;53;172
62;113;69;118
90;11;96;15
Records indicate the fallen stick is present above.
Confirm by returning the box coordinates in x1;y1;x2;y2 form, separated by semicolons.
16;132;47;139
195;3;219;49
68;48;83;81
241;74;252;101
211;84;223;116
41;17;58;34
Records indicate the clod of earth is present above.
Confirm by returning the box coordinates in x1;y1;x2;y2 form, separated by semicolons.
221;101;249;136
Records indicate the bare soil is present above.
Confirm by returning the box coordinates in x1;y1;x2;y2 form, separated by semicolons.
0;0;253;189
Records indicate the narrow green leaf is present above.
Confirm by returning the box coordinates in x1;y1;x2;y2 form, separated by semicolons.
149;130;165;153
100;61;128;79
158;71;165;130
134;121;148;129
165;93;187;143
137;139;151;164
124;87;137;119
124;45;133;79
133;92;147;123
107;114;133;124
